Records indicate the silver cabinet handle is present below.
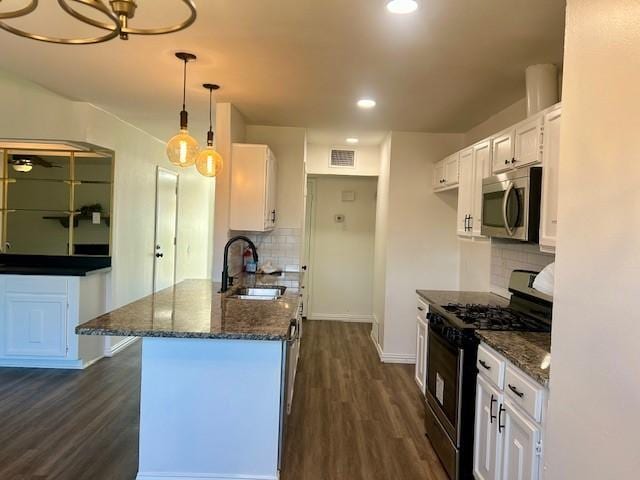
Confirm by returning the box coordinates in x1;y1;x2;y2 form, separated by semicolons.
502;181;515;237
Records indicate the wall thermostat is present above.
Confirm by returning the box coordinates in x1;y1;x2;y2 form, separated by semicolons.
342;190;356;202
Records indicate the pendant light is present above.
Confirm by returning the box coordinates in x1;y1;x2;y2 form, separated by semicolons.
166;52;199;168
195;84;224;178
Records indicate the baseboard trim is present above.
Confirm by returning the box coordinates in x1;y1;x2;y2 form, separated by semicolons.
369;332;416;365
136;472;277;480
0;358;84;369
104;336;139;357
308;313;373;323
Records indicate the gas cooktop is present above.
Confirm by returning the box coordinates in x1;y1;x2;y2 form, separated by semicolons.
441;303;550;332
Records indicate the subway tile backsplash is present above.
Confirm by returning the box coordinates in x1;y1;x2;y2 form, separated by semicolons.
490;239;555;293
229;227;302;274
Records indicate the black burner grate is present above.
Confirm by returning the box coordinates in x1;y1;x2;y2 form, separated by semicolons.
442;303;549;331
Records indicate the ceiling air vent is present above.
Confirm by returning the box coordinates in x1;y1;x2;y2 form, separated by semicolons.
329;148;356;168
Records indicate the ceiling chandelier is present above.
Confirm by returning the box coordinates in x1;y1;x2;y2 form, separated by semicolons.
0;0;197;45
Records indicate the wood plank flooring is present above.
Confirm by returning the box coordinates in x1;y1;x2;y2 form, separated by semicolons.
281;321;448;480
0;321;447;480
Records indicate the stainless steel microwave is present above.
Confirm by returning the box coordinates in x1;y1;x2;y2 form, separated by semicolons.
481;167;542;242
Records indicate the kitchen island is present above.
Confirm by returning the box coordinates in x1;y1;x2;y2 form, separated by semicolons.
76;276;302;480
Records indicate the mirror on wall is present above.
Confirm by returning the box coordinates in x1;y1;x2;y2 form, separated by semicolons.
0;141;114;257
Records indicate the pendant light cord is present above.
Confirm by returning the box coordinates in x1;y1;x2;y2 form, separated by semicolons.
182;58;187;111
209;88;213;131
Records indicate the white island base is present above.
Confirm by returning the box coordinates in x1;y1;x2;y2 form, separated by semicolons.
136;337;286;480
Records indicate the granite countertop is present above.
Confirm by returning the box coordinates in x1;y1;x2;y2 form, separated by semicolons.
416;289;510;307
76;276;301;341
0;254;112;277
476;331;552;387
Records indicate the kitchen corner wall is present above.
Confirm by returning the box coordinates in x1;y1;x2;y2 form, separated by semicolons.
213;115;306;276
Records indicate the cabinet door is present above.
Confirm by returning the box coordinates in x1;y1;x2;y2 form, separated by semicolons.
501;400;541;480
444;153;460;186
263;149;278;230
414;318;427;394
433;160;446;189
539;107;562;250
457;148;474;236
4;293;68;357
492;130;515;174
514;116;544;169
474;375;503;480
472;140;492;236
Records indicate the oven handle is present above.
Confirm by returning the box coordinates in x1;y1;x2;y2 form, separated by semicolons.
502;181;516;237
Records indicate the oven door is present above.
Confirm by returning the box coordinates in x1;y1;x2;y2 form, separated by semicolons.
481;175;530;241
426;326;463;445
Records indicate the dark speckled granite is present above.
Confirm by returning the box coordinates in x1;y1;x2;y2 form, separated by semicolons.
476;331;551;387
416;290;510;307
76;276;301;341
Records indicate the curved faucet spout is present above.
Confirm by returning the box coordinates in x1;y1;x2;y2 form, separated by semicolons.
221;235;259;293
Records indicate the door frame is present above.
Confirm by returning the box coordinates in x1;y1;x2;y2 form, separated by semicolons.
303;177;317;315
152;167;179;293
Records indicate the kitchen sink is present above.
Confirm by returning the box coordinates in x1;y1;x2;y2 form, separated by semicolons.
229;286;286;301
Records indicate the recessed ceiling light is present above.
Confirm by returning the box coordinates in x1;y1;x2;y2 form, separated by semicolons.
346;138;359;144
357;98;376;109
386;0;419;14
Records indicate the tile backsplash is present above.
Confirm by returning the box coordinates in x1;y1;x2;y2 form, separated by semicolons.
491;239;555;294
228;227;302;275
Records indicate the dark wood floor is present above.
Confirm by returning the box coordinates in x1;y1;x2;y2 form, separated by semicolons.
0;321;447;480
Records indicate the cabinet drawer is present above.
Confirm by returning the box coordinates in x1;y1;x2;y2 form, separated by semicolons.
505;365;544;422
4;276;68;295
416;297;429;322
477;343;506;389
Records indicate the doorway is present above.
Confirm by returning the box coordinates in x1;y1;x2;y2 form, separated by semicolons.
305;175;377;322
153;167;179;292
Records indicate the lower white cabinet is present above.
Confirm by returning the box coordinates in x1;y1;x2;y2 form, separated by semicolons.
474;343;546;480
0;273;108;369
414;297;429;394
474;375;503;480
501;399;541;480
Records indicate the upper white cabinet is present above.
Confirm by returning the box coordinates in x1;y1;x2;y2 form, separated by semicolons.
457;140;492;237
433;153;459;191
514;116;544;169
230;144;278;232
539;106;562;252
457;148;475;236
492;129;516;174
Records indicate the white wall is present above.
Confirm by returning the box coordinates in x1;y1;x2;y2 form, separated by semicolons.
306;143;380;176
0;69;215;348
373;134;391;346
307;176;377;321
375;131;464;358
544;1;640;478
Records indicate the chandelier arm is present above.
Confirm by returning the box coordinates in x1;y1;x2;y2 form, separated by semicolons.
0;0;38;20
57;0;120;32
120;0;196;35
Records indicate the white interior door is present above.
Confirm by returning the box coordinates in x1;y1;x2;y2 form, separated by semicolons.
302;178;315;317
153;168;178;293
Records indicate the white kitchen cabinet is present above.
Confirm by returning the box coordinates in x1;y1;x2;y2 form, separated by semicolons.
471;140;492;236
539;106;562;252
230;143;278;232
0;273;108;369
514;116;544;169
501;399;541;480
414;298;428;394
492;129;516;174
474;343;546;480
474;375;503;480
433;153;459;191
457;148;475;236
457;140;492;238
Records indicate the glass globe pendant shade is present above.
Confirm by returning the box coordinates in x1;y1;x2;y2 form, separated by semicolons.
166;128;199;167
196;146;223;177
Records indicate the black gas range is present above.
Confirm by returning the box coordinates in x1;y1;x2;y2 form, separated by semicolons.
424;271;552;480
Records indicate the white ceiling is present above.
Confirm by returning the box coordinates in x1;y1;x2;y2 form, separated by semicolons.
0;0;566;142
